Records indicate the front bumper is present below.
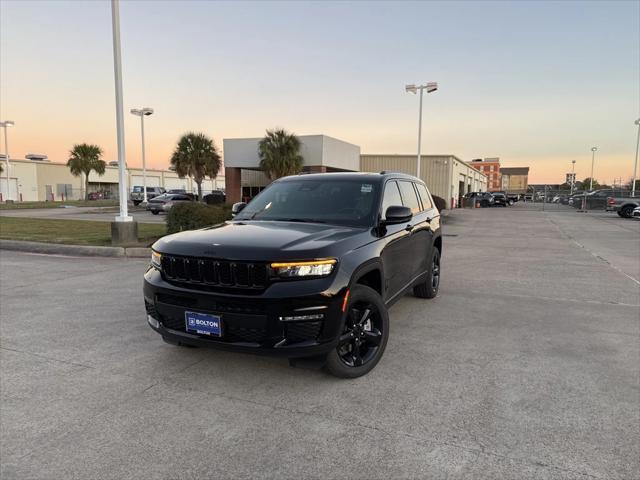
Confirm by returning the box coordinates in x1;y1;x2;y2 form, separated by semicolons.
143;267;346;358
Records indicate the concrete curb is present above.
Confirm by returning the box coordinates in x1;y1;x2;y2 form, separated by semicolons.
0;239;151;258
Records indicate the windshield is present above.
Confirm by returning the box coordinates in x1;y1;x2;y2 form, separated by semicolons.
235;178;380;227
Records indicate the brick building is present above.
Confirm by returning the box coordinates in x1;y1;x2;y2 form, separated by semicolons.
467;158;501;191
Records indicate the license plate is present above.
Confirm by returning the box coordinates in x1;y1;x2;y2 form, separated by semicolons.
185;311;222;337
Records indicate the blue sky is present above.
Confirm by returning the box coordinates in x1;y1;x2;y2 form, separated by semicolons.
1;0;638;182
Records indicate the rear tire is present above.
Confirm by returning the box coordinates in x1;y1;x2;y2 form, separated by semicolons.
414;248;441;299
413;247;440;298
151;210;160;215
324;285;389;379
620;205;634;218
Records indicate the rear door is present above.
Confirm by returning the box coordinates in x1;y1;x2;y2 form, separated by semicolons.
379;180;412;300
397;181;432;282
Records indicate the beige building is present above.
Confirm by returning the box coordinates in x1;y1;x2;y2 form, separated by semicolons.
500;167;529;194
360;154;487;209
1;158;225;202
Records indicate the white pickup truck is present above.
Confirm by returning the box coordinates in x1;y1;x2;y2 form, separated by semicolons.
606;196;640;218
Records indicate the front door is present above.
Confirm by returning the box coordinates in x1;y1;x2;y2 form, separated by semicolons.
379;180;412;301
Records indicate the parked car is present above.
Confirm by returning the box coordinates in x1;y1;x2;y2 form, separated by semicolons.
146;193;193;215
490;192;509;207
203;190;226;204
464;192;495;207
87;191;104;201
606;196;640;218
144;172;442;378
587;189;630;210
131;186;166;206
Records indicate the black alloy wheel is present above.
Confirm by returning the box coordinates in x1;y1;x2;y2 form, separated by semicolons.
620;205;634;218
414;248;441;299
337;303;383;368
324;285;389;378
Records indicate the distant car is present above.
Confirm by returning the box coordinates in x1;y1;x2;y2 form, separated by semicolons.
87;192;104;201
146;193;193;215
464;192;494;208
131;186;166;206
203;190;226;205
490;192;509;207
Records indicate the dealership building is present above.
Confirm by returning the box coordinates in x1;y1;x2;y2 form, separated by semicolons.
2;134;485;208
0;157;226;202
224;135;487;209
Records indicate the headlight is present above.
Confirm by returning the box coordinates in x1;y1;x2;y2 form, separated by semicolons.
151;250;162;269
271;259;336;278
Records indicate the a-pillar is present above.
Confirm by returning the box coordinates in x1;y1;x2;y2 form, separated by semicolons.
225;167;242;204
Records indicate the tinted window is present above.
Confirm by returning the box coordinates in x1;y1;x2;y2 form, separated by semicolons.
415;183;432;210
381;181;402;218
235;179;379;227
398;181;421;214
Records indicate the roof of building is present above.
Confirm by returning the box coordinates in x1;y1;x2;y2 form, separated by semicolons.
500;167;529;175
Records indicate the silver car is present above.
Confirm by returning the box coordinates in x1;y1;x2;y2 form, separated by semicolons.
146;193;193;215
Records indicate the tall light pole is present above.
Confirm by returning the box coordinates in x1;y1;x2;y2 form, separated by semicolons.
110;0;130;222
632;118;640;197
130;107;154;203
405;82;438;178
570;159;576;195
0;120;14;201
589;147;597;191
110;0;137;245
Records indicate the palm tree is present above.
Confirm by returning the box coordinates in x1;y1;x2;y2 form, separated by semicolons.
170;132;221;202
67;144;106;200
258;128;303;180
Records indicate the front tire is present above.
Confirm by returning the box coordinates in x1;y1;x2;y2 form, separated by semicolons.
151;210;160;215
414;248;441;299
324;285;389;378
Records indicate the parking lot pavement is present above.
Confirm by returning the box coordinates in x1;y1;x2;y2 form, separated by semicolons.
1;208;638;479
0;206;165;223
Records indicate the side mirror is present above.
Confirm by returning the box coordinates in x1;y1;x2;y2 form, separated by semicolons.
383;205;412;224
231;202;247;217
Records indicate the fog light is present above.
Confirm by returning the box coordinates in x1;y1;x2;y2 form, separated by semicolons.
147;315;160;328
279;313;324;322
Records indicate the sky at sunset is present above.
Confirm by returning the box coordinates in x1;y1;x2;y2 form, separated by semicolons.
1;0;638;184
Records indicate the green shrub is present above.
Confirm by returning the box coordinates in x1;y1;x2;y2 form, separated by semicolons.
166;202;232;234
432;195;446;211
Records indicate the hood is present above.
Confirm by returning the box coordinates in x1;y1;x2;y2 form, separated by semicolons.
152;221;372;261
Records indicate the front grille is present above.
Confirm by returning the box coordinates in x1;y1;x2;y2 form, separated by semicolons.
161;254;268;290
286;321;323;343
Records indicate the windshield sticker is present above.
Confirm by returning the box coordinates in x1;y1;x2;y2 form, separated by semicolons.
361;184;373;193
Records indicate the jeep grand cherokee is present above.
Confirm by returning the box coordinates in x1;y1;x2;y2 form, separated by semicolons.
143;172;442;378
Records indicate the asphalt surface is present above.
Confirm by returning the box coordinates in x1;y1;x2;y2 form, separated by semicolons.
0;206;165;223
1;206;638;479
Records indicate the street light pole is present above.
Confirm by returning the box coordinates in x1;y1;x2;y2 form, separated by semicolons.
110;0;131;222
405;82;438;178
590;147;597;191
0;121;14;201
632;118;640;197
130;108;154;203
570;159;576;195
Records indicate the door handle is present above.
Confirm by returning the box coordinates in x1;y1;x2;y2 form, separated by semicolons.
405;224;414;232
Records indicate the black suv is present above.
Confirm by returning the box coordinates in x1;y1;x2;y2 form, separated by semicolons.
143;172;442;378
